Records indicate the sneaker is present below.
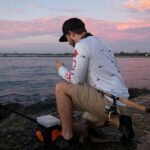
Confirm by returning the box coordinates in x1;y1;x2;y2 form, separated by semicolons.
119;115;135;141
54;135;77;150
75;120;102;143
89;128;107;143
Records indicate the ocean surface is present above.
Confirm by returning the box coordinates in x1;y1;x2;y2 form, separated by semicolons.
0;57;150;105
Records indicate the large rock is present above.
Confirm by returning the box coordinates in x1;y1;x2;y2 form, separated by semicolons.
0;93;150;150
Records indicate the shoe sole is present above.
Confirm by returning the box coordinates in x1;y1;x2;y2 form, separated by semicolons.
119;115;135;141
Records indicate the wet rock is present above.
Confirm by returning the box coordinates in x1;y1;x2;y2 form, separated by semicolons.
0;103;24;122
128;88;150;99
133;113;144;119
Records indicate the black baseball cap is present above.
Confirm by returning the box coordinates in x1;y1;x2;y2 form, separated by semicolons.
59;18;85;42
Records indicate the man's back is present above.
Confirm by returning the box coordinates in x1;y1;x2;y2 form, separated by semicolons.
75;36;129;98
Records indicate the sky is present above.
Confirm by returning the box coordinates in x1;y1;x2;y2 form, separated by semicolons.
0;0;150;53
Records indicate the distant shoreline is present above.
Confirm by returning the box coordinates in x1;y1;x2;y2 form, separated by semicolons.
0;53;73;57
116;55;150;58
0;53;150;58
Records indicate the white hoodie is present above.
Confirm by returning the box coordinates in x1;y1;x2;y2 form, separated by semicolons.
58;36;129;99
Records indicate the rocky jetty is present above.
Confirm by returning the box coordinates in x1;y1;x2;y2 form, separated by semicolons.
0;90;150;150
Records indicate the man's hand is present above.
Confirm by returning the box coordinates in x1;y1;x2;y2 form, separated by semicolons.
55;60;64;70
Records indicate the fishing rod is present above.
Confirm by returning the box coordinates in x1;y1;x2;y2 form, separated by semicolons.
0;103;62;145
104;93;150;113
0;104;37;123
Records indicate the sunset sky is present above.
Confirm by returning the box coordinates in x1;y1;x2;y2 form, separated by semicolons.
0;0;150;53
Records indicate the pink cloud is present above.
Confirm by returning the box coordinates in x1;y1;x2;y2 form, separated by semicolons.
0;16;149;42
0;16;67;38
124;0;150;12
82;17;150;41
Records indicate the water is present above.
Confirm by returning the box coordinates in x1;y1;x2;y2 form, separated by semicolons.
0;57;150;105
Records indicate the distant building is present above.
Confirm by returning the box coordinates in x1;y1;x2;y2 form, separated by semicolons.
145;53;149;57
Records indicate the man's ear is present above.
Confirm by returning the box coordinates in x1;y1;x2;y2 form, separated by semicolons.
68;31;75;38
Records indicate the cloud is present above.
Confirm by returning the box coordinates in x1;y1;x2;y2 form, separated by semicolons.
2;0;20;1
124;0;150;12
0;16;149;43
0;8;23;13
61;8;83;13
0;16;150;53
0;16;67;39
29;2;83;13
82;17;150;41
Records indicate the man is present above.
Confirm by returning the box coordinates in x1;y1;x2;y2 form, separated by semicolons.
54;18;134;150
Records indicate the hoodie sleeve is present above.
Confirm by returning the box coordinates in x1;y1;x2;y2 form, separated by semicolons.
58;43;89;84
